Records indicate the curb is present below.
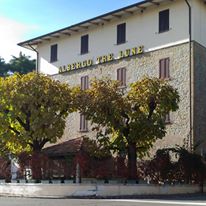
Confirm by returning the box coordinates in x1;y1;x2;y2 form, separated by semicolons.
1;192;206;200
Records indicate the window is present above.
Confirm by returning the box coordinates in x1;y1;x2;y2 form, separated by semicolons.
80;114;88;132
81;34;89;54
80;76;89;132
50;44;58;62
117;23;126;44
117;67;126;86
159;9;169;33
159;58;170;79
164;113;171;124
81;76;89;90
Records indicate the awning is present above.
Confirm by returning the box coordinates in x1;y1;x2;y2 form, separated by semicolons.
42;137;84;158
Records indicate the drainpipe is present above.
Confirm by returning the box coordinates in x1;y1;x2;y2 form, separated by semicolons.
185;0;192;152
28;44;39;74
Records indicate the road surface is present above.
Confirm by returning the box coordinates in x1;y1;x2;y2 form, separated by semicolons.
0;197;206;206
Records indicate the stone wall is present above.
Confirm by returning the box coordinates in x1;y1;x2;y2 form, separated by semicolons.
51;43;191;153
193;41;206;154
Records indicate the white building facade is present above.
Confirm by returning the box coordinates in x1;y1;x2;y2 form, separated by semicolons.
19;0;206;155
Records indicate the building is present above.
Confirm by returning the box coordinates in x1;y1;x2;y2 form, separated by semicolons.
18;0;206;156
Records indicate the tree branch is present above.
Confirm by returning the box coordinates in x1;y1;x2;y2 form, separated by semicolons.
16;116;28;130
25;111;31;131
121;111;130;141
20;106;31;131
8;126;21;135
40;138;49;149
28;142;33;147
148;96;157;120
2;107;30;132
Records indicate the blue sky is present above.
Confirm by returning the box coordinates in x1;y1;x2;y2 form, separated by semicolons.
0;0;141;61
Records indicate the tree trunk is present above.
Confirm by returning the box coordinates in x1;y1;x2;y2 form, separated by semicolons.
31;146;43;182
127;143;137;180
117;153;127;178
31;152;42;182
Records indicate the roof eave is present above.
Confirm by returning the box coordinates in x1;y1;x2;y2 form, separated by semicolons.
17;0;170;49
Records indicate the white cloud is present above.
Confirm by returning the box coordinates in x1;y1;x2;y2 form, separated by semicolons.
0;16;36;62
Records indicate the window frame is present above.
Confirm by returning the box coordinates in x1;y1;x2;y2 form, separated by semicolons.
117;23;126;45
50;44;58;63
159;9;170;33
81;75;89;90
80;113;88;132
164;113;171;124
117;67;126;87
159;57;170;80
81;34;89;55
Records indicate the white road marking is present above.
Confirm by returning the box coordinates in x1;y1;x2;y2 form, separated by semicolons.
104;199;206;205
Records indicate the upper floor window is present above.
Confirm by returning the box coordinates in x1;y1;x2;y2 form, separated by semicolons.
159;9;169;33
117;23;126;45
81;34;89;54
117;67;126;86
50;44;58;62
159;58;170;79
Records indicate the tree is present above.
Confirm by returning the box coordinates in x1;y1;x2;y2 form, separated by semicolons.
138;147;206;185
0;57;10;77
0;72;75;179
76;77;179;179
0;53;35;77
171;146;206;184
138;149;176;184
9;52;36;74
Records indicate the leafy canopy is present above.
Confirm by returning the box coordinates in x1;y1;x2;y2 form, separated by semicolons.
0;57;10;77
76;77;180;157
0;72;75;155
0;53;35;77
9;52;36;74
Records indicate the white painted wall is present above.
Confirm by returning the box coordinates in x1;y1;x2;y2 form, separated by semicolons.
38;0;190;75
192;0;206;47
0;183;201;198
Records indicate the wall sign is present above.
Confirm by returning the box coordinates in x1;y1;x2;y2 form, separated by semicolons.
59;45;144;73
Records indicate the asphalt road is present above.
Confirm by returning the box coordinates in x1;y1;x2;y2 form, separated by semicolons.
0;198;206;206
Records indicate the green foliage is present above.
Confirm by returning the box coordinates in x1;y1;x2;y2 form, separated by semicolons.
76;77;179;157
82;137;112;159
127;77;179;156
0;53;36;77
0;72;74;155
0;57;10;77
75;76;179;179
9;52;36;74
